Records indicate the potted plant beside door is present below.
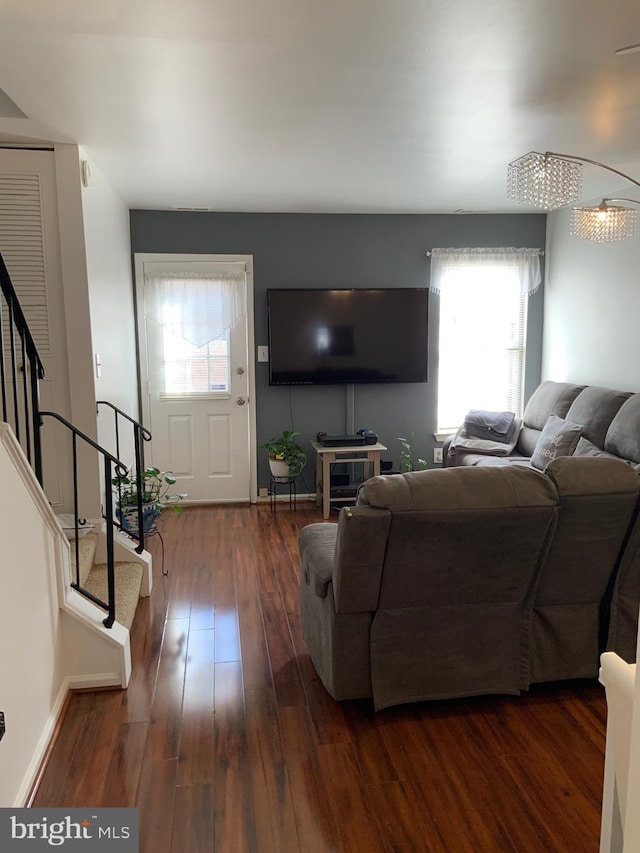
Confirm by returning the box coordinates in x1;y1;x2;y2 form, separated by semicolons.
112;466;187;536
261;430;306;478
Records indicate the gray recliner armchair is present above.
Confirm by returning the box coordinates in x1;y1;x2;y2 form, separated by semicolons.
299;458;640;710
300;465;559;710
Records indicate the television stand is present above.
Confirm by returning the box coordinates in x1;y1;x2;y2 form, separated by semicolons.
311;440;387;519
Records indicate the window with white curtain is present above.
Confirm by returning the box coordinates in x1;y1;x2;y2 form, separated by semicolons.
430;248;541;433
143;262;247;398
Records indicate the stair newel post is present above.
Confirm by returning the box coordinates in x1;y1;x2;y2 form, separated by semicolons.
103;456;116;629
72;431;80;585
134;424;145;554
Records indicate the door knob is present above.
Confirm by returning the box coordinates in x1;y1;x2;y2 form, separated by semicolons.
236;397;246;406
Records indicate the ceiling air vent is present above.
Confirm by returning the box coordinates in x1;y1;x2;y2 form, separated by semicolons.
173;206;212;212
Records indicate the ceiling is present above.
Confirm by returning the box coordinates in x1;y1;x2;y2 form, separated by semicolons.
2;0;640;214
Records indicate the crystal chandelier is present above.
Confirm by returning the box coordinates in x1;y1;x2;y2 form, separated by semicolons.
570;199;638;243
507;150;640;242
507;152;583;210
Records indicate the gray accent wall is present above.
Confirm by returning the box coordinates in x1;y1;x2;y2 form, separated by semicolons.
544;203;640;393
130;211;546;491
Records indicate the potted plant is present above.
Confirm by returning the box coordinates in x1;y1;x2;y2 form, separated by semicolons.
112;466;187;536
397;432;428;472
261;430;306;478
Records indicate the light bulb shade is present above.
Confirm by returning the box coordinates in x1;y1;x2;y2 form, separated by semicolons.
507;152;583;210
570;205;637;242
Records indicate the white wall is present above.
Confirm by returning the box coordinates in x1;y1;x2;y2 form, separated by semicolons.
79;149;139;467
543;200;640;392
0;424;133;805
0;424;67;806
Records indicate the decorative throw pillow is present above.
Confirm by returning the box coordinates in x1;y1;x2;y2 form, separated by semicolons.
530;414;583;471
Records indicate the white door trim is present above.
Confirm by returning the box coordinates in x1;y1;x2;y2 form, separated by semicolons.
134;252;257;504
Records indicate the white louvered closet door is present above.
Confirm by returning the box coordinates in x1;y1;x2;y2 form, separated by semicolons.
0;149;70;509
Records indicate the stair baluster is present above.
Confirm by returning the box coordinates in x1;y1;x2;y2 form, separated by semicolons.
40;410;128;628
97;401;152;554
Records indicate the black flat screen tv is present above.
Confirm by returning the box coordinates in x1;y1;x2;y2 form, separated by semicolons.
267;288;429;385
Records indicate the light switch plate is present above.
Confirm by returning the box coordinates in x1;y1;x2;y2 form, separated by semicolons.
257;346;269;362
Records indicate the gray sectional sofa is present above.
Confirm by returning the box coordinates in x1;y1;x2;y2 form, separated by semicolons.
443;380;640;468
299;453;640;710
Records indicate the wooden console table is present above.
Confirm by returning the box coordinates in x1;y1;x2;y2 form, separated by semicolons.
311;440;387;519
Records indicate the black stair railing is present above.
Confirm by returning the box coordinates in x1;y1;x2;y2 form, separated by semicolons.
1;250;149;630
96;401;152;554
0;253;45;483
40;410;128;629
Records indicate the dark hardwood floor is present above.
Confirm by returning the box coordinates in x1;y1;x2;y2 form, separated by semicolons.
33;502;607;852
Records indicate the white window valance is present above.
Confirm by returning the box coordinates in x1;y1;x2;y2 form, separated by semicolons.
429;248;542;298
144;265;247;348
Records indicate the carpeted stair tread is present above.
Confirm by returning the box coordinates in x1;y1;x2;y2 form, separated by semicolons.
69;532;99;588
83;561;144;631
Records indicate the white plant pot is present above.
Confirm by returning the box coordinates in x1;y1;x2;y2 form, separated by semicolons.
268;457;291;478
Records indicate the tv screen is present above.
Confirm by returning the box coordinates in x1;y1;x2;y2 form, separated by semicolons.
267;288;429;385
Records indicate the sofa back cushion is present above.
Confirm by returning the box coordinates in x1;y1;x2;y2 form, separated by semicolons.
544;454;639;498
362;464;557;513
367;466;558;708
516;381;585;456
565;386;631;449
604;393;640;464
363;466;558;612
377;504;557;612
574;437;620;459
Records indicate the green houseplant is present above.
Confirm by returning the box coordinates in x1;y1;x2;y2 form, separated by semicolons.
261;430;306;478
397;432;428;473
112;466;187;536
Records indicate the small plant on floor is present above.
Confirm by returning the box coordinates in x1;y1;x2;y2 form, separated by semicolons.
397;432;428;473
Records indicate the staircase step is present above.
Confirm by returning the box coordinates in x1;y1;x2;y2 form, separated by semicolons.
69;531;99;588
83;561;144;631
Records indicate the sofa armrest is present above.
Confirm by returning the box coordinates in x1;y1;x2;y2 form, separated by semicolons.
299;523;338;599
309;558;334;599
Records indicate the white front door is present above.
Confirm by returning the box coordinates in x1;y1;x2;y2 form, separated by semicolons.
136;255;256;504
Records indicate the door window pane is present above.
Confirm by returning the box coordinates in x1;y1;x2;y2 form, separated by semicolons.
160;327;230;396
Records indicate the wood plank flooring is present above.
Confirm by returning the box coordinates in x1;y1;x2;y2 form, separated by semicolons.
33;503;607;852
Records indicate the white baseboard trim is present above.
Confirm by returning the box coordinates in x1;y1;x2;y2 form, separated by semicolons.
257;492;316;503
67;673;124;690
